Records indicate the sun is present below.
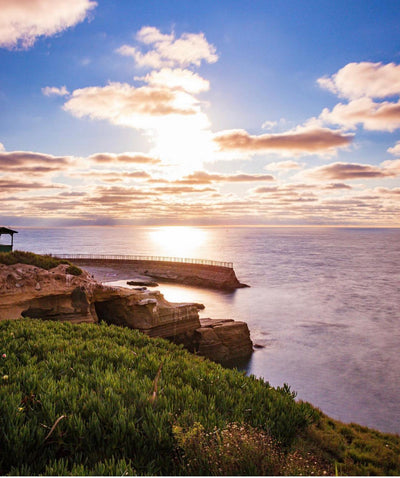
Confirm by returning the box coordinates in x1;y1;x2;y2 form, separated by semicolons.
149;115;215;176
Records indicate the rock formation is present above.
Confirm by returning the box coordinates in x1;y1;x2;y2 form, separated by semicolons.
193;318;253;363
65;258;249;290
0;262;253;363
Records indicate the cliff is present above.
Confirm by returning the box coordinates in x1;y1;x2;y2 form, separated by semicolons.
0;262;253;363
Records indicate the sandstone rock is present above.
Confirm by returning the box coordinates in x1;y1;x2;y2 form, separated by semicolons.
127;279;159;287
0;262;253;363
0;263;201;335
194;318;253;363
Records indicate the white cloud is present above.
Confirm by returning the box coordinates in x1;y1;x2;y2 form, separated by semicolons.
0;142;4;151
135;68;210;94
42;86;70;97
387;141;400;157
261;120;277;130
320;97;400;132
213;125;353;157
63;81;208;130
0;0;97;49
264;160;303;171
117;26;218;68
318;62;400;99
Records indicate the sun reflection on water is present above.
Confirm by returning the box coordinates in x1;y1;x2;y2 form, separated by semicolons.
148;226;209;258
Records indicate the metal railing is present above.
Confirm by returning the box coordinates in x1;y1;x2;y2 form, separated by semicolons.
55;253;233;269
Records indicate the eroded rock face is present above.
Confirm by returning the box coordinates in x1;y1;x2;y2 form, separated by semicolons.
0;263;100;323
93;290;201;338
0;262;253;363
194;318;254;363
0;263;201;332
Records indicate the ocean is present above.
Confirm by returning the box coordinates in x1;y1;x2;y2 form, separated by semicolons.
9;226;400;434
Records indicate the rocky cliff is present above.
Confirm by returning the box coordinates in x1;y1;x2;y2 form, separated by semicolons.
0;262;253;363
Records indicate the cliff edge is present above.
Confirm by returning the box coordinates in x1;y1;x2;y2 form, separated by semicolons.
0;262;253;363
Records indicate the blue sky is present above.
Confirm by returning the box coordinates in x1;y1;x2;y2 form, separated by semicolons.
1;0;400;226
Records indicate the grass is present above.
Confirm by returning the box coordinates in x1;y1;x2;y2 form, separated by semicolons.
0;319;399;475
0;250;82;276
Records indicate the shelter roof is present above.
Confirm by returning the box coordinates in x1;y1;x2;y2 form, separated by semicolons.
0;227;18;235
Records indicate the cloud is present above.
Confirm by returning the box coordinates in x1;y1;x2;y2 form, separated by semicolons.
0;178;62;192
380;158;400;173
318;62;400;99
73;170;152;183
0;142;4;151
135;68;210;94
320;97;400;132
117;26;218;68
0;150;71;174
89;152;161;164
154;186;216;194
0;0;97;49
250;185;318;204
63;81;206;130
322;183;352;190
178;170;275;184
89;186;153;204
42;86;69;97
375;187;400;196
213;126;353;156
63;75;212;171
306;161;400;181
264;160;302;171
388;141;400;157
261;120;277;130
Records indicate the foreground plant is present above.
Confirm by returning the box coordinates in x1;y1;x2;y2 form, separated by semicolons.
0;318;399;475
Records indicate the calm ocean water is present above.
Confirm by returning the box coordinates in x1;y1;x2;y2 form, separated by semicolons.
10;226;400;434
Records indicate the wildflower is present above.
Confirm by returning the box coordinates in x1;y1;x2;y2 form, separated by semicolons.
18;407;24;412
2;353;6;358
2;375;8;380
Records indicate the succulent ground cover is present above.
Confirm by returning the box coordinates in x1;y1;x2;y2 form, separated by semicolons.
0;319;399;475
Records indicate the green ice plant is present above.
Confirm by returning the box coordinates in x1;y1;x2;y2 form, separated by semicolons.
0;319;314;475
1;318;400;475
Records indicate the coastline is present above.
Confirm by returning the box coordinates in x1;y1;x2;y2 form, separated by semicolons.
63;257;249;290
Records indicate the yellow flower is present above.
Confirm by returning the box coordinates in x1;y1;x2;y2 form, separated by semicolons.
2;375;9;380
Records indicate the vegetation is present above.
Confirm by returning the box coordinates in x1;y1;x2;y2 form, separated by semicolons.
0;319;399;475
0;250;82;276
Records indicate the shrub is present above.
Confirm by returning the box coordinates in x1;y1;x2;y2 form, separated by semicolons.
0;250;82;275
173;421;332;475
65;265;82;276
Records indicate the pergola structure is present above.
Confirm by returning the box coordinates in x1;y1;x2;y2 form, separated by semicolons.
0;227;18;252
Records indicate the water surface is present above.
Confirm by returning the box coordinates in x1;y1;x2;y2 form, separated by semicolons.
14;226;400;434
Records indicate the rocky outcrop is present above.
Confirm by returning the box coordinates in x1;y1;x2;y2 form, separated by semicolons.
0;263;100;324
0;262;253;363
193;318;253;363
65;258;249;290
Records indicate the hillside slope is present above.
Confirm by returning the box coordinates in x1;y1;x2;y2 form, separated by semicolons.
0;319;399;475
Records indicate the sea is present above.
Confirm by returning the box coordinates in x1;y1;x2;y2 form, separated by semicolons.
9;226;400;435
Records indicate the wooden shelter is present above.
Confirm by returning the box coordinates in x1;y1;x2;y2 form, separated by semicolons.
0;227;18;252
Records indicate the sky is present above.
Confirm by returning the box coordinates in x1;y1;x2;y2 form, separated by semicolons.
1;0;400;227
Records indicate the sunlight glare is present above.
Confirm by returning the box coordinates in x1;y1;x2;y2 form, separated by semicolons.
149;226;208;257
150;115;215;176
